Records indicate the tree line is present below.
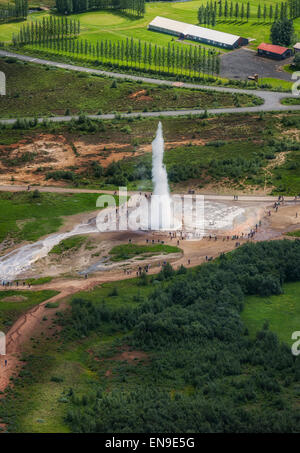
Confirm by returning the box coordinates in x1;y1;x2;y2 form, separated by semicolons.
12;17;80;45
288;0;300;18
59;239;300;432
198;1;293;26
0;0;28;23
55;0;145;16
12;20;220;78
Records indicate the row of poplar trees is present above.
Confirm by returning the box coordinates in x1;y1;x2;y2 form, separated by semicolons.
198;1;294;26
55;0;145;16
12;17;80;44
0;0;28;22
288;0;300;18
13;20;220;78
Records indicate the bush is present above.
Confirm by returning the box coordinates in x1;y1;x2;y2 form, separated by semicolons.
50;376;64;383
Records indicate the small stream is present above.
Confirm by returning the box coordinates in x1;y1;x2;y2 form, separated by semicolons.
0;220;98;283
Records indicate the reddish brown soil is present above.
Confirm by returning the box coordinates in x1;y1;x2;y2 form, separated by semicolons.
112;348;148;363
0;135;210;186
129;90;153;102
103;347;148;380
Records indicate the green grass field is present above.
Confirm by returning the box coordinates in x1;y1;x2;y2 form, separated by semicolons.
281;97;300;105
109;243;182;261
0;191;108;244
25;276;53;285
259;78;293;91
73;278;157;309
0;58;260;118
0;278;156;432
271;149;300;195
49;235;86;254
68;4;300;51
242;281;300;345
0;0;56;5
0;3;296;91
1;2;300;51
286;229;300;237
0;289;58;332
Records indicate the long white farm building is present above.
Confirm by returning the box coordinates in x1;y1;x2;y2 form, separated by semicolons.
148;16;248;50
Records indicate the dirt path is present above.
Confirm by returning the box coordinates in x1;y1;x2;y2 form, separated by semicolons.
0;269;153;392
0;289;69;392
263;151;289;193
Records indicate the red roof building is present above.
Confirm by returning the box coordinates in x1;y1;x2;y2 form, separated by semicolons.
257;43;292;60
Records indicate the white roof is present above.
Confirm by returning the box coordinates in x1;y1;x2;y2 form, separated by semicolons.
148;16;241;46
294;42;300;49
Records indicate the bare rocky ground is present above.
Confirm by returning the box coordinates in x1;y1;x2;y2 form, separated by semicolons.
27;231;183;279
0;134;207;186
14;199;266;280
0;131;275;194
2;198;298;283
0;134;139;186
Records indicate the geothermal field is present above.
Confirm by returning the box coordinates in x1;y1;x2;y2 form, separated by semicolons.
0;123;270;283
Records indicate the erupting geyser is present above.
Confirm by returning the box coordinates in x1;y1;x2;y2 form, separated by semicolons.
0;122;249;282
151;122;172;230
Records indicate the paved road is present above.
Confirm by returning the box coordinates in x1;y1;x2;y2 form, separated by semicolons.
0;50;300;125
0;184;297;202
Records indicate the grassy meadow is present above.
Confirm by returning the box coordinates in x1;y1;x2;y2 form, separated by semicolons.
0;2;296;90
109;243;182;261
49;235;87;255
0;289;58;332
0;278;157;432
287;229;300;237
1;1;300;50
68;3;300;51
0;191;107;244
0;58;261;118
242;281;300;345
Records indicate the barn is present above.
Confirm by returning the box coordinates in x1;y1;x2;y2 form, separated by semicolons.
148;16;249;50
257;43;293;60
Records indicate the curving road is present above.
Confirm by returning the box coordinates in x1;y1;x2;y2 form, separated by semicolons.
0;50;300;125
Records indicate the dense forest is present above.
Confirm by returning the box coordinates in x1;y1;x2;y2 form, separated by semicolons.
59;240;300;432
0;0;28;23
55;0;145;16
